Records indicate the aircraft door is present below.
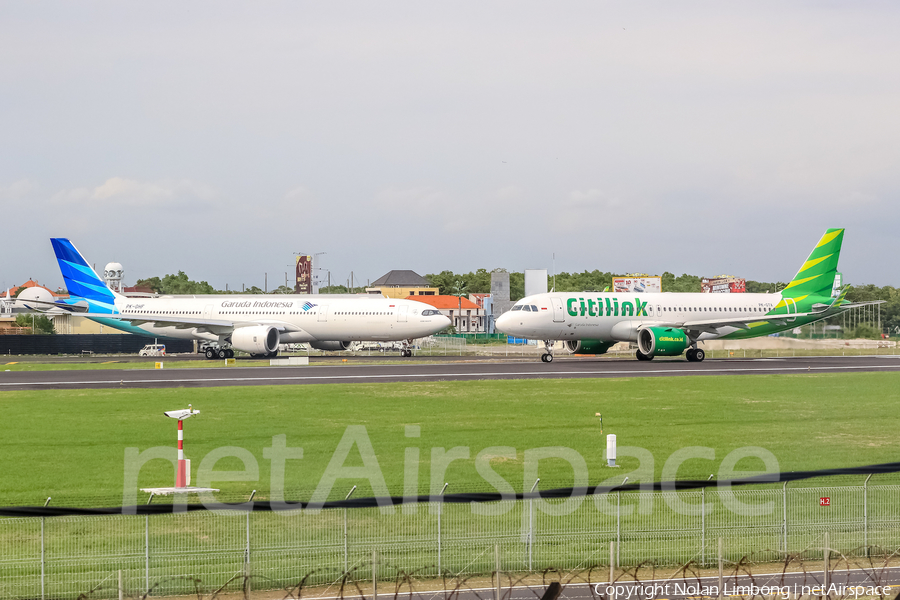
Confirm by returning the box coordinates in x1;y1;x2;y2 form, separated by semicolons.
551;297;565;323
203;304;212;319
398;305;408;322
318;305;329;322
784;298;797;322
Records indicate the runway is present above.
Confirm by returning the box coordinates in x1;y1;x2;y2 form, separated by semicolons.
2;355;899;390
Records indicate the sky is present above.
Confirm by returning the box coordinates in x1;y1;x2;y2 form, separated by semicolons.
2;2;899;293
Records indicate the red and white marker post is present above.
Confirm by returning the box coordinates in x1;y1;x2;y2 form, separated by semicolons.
176;420;186;487
163;404;200;489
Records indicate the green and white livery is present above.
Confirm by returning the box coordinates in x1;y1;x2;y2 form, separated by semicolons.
496;229;879;363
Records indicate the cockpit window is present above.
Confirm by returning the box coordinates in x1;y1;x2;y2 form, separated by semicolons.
421;309;442;316
511;305;522;311
522;305;532;312
531;305;539;311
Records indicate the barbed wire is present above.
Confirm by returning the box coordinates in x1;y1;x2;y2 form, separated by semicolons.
70;549;900;600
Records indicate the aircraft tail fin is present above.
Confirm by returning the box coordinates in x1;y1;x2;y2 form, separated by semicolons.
781;229;845;299
51;238;120;309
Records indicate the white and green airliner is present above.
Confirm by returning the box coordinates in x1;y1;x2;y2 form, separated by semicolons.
496;229;879;363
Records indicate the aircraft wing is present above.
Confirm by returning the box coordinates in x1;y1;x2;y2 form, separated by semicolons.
640;313;820;335
7;297;90;312
835;300;886;309
57;313;306;336
679;315;807;333
647;297;885;335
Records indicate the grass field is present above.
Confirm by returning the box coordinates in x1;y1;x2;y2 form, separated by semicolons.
1;372;898;506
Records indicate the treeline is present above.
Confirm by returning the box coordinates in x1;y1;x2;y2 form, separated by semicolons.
130;269;900;333
424;269;782;296
424;270;899;333
135;272;294;295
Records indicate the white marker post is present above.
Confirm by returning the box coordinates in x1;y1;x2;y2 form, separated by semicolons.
606;434;617;467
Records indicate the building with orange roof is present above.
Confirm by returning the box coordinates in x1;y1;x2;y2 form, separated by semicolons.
405;294;485;333
2;279;68;299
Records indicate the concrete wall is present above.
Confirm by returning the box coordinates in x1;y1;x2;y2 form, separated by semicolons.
490;269;513;317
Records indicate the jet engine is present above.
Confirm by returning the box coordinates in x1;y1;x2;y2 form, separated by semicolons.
231;325;280;356
309;341;352;351
637;327;689;359
564;340;616;355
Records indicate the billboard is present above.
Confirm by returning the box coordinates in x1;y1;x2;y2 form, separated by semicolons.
701;276;746;293
524;269;548;297
295;255;312;294
613;276;661;293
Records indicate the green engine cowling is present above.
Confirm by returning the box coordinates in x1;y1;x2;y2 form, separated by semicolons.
638;327;689;357
564;340;616;355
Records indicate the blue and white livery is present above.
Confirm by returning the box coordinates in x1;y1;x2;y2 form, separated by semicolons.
42;238;450;358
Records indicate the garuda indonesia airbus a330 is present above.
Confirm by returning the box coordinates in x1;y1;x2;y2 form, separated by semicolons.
497;229;879;363
34;238;450;358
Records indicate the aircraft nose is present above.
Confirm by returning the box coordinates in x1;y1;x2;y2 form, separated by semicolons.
495;312;513;333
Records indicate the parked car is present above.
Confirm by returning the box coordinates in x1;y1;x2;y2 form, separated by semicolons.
139;344;166;357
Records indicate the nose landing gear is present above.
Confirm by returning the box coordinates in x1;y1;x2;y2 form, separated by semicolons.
540;340;554;363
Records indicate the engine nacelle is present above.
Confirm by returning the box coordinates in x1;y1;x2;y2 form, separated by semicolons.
309;341;352;351
231;325;280;355
564;340;616;355
638;327;689;358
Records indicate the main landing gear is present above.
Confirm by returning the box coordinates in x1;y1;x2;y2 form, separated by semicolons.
540;340;554;363
204;347;234;359
685;347;705;362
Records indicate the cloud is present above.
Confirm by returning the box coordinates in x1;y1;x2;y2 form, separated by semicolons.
3;4;900;286
49;177;218;208
0;179;38;200
374;186;451;210
566;189;622;210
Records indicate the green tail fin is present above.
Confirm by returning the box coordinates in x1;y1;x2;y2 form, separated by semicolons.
782;228;844;299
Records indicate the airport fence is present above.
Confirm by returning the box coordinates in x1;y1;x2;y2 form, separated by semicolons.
418;335;467;355
0;334;194;356
2;482;900;599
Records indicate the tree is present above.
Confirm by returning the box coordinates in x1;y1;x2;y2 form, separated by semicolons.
16;314;55;334
272;285;294;294
135;277;162;293
745;280;777;294
509;272;525;301
425;270;457;295
159;271;217;294
554;270;613;292
660;272;702;293
12;286;26;298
